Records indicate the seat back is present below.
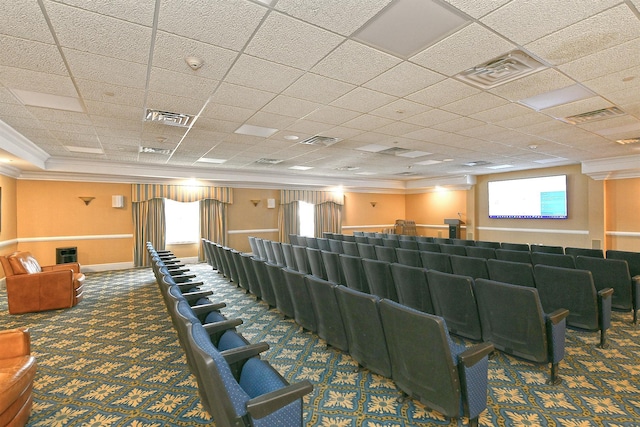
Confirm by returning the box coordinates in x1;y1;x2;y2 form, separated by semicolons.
474;279;548;362
575;256;632;311
265;263;295;318
321;250;345;285
382;238;400;248
418;241;441;252
439;244;467;256
486;259;536;287
426;270;482;340
495;249;532;264
398;240;419;250
378;300;464;419
292;245;310;274
475;240;501;249
248;237;262;259
395;248;422;267
361;259;398;301
607;250;640;278
450;255;489;280
224;249;241;283
389;263;434;314
534;265;599;331
500;242;530;251
531;244;564;254
342;234;356;242
355;235;368;244
420;251;452;273
281;243;297;270
306;247;328;280
328;239;344;254
240;254;262;298
334;286;391;377
356;243;377;260
282;268;317;332
565;247;604;259
367;237;383;246
316;238;331;252
262;240;277;264
305;237;319;249
251;258;277;308
451;239;475;246
341;241;360;256
230;250;250;291
271;241;286;267
465;246;496;260
254;238;268;260
304;276;349;351
339;254;370;293
531;252;576;268
374;245;397;263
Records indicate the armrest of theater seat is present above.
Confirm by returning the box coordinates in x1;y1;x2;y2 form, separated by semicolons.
181;290;213;304
171;274;197;283
0;328;31;359
597;287;614;336
547;308;570;324
176;282;201;292
458;342;494;368
222;342;270;365
246;380;314;420
204;319;243;336
545;308;569;364
632;276;640;324
190;302;226;316
42;262;81;274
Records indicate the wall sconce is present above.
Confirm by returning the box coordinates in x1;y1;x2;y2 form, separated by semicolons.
79;196;95;206
370;201;377;207
250;199;261;207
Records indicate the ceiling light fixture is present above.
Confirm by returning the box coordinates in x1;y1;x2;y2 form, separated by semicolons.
235;124;279;138
519;84;595;111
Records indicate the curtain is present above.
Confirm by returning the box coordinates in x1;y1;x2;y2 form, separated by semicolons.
278;201;299;243
132;198;165;267
199;199;227;261
315;201;342;238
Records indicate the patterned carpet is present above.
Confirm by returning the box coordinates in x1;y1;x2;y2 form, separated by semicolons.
1;262;639;426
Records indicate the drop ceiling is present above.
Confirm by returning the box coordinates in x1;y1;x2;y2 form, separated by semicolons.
1;0;640;190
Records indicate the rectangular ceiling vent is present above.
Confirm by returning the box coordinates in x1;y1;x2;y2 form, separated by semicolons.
139;146;172;155
255;158;284;165
463;160;492;167
336;166;360;171
378;147;411;155
561;107;625;125
145;109;194;127
456;50;546;89
395;171;418;176
616;137;640;145
300;135;342;146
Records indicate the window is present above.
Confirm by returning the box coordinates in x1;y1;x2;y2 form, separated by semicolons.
165;199;200;244
299;201;315;237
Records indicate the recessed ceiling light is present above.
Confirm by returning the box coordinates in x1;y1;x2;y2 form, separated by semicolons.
336;166;360;171
289;165;313;170
414;159;442;166
354;0;468;58
255;158;284;165
66;146;104;154
487;164;514;169
235;124;279;138
355;144;390;153
355;171;377;175
397;150;432;158
442;158;454;162
197;157;227;164
519;84;595;111
534;157;568;164
10;88;84;112
284;135;299;141
615;137;640;145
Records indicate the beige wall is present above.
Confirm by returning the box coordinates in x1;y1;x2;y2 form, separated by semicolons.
227;188;280;253
605;177;640;252
342;192;406;235
406;189;468;238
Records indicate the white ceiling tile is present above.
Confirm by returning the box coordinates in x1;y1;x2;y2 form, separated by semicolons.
225;55;305;93
441;92;508;116
304;106;362;126
148;67;218;100
1;65;77;97
375;121;424;137
48;0;156;26
283;73;355;104
470;103;532;123
488;69;575;102
195;117;244;133
246;111;298;130
245;12;344;70
431;116;485;133
75;79;146;108
364;62;445;97
3;0;54;43
525;5;640;66
407;78;480;107
311;40;401;85
25;107;92;125
158;0;267;51
146;91;205;116
200;103;255;123
582;65;640;96
275;0;392;36
330;87;397;113
210;82;275;110
493;112;553;130
410;23;516;76
262;95;322;118
370;99;431;120
63;48;148;89
45;1;152;64
152;32;238;81
402;108;460;127
342;114;394;131
402;127;451;143
0;36;68;75
284;119;334;135
559;38;640;82
441;0;511;19
481;0;619;45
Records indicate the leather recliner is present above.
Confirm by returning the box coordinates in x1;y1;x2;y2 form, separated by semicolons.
0;328;37;427
1;251;85;314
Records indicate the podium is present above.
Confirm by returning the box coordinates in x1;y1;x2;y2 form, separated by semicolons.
444;219;463;239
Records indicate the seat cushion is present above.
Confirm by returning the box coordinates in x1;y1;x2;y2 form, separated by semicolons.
0;355;37;415
8;253;41;275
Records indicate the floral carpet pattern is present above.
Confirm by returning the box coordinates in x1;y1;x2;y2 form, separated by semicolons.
1;262;639;426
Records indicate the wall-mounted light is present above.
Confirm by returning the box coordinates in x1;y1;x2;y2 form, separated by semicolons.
79;196;95;206
250;199;261;207
370;201;377;207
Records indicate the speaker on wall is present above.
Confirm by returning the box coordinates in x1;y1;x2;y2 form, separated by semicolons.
112;195;125;208
267;198;276;209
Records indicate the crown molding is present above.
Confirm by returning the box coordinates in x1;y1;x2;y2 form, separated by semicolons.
0;120;49;169
582;154;640;180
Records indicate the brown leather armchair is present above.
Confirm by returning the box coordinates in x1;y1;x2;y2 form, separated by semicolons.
0;328;37;427
1;251;85;314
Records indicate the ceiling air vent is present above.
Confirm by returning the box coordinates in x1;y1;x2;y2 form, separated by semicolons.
561;107;625;125
616;137;640;145
145;109;194;127
300;135;341;146
463;160;491;167
378;147;411;155
255;158;284;165
336;166;360;171
395;171;418;177
456;50;546;89
139;146;172;155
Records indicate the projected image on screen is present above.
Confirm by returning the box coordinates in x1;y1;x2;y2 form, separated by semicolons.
488;175;568;219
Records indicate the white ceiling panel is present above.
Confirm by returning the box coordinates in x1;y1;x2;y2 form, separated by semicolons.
441;0;511;19
489;69;575;102
148;67;218;100
330;87;397;113
1;66;76;97
62;49;148;89
75;79;145;108
210;82;275;111
0;36;68;75
364;62;445;97
2;0;54;43
224;54;305;94
282;73;355;104
407;78;480;107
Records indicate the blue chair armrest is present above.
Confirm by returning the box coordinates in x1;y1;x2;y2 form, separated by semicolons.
222;342;270;366
190;302;226;317
204;318;243;336
246;380;313;420
545;309;569;363
458;342;493;422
